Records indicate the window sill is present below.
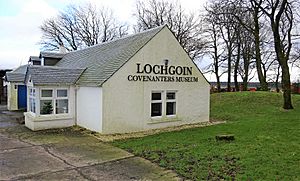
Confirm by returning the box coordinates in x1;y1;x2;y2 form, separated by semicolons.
148;116;181;124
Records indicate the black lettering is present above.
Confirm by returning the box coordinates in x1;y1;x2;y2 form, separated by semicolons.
160;65;168;75
128;75;133;81
143;76;148;81
133;75;138;81
186;67;192;75
175;66;183;75
138;76;142;81
144;64;152;74
136;63;143;73
169;66;176;75
153;65;160;74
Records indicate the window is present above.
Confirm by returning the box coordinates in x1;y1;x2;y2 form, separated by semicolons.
166;92;176;116
40;88;69;115
57;90;67;97
41;89;53;97
40;89;53;115
56;89;68;114
29;88;36;113
151;91;177;118
151;92;162;117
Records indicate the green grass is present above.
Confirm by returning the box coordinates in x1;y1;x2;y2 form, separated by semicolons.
112;92;300;180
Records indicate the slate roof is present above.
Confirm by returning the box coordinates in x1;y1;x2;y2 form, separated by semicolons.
40;52;66;59
28;66;85;85
5;65;28;82
56;25;165;86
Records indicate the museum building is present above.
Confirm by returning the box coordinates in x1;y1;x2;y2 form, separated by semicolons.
6;25;210;134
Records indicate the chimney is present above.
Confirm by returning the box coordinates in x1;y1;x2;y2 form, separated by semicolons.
59;42;67;54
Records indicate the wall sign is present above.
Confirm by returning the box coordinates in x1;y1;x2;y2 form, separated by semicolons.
128;63;198;82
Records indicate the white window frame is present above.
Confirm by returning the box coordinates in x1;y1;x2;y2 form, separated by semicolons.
150;90;178;118
166;91;177;117
55;89;69;114
39;88;69;115
40;89;54;115
29;88;36;114
151;91;163;118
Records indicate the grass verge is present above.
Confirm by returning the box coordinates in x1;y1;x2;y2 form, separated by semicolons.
112;92;300;180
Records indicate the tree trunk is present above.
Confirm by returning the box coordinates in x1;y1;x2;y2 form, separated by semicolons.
227;49;232;92
234;42;241;92
216;75;221;92
281;60;293;109
253;8;268;91
275;66;280;93
271;14;293;109
242;51;250;91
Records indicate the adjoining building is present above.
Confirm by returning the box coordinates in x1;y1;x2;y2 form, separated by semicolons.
5;65;28;110
7;25;210;134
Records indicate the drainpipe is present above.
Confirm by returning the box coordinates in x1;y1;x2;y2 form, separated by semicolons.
74;85;78;125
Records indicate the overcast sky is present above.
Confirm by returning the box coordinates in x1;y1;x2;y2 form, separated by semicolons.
0;0;206;69
0;0;299;82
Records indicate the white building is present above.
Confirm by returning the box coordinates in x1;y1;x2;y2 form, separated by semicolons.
11;25;210;134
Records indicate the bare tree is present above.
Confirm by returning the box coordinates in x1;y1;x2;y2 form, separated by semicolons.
204;2;227;92
249;0;269;91
40;3;128;51
252;0;295;109
134;0;205;60
224;0;269;90
239;22;256;91
217;2;238;92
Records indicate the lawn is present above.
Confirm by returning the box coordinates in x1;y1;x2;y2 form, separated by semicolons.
112;92;300;180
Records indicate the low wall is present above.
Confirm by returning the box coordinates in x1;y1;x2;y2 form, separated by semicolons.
24;112;75;131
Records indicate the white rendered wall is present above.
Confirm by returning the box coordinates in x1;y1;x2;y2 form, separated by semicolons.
7;82;18;111
102;27;210;134
76;87;102;132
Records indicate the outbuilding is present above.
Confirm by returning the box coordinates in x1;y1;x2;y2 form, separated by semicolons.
22;25;210;134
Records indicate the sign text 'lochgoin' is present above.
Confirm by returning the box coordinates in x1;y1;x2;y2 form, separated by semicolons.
128;63;198;82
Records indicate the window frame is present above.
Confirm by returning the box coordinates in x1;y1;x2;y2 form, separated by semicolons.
40;89;54;115
55;89;69;114
150;90;177;119
151;91;163;118
29;88;36;113
39;88;69;115
166;91;177;117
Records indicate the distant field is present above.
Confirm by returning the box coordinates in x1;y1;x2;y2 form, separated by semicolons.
113;92;300;180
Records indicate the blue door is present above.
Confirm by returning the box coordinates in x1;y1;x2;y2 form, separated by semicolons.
18;85;27;109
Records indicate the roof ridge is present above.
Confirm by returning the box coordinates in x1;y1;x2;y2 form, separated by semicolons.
40;51;67;54
66;25;165;55
30;65;85;70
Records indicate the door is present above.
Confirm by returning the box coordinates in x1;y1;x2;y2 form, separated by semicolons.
18;85;27;109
